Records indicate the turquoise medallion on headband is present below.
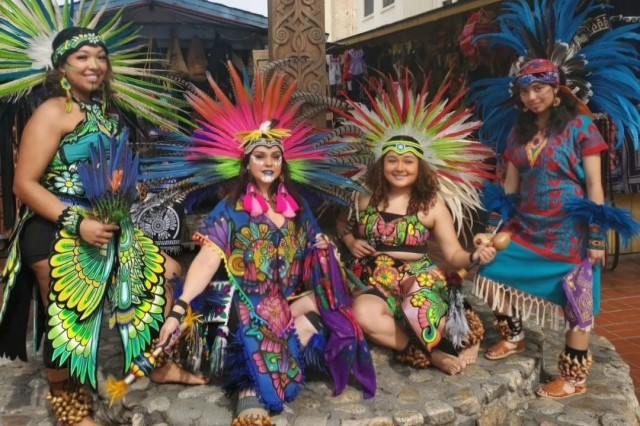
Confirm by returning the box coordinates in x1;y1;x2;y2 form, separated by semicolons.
381;135;424;159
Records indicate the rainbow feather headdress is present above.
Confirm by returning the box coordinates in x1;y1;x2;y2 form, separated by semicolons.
140;62;370;208
335;74;495;232
0;0;186;131
469;0;640;154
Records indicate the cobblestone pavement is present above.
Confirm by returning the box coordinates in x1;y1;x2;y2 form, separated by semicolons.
1;283;639;426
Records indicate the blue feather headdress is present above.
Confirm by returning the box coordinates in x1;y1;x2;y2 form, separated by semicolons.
469;0;640;155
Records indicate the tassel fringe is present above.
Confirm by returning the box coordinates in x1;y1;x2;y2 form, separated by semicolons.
472;275;564;330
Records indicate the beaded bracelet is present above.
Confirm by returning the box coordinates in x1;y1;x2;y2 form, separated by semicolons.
56;207;84;235
588;223;605;251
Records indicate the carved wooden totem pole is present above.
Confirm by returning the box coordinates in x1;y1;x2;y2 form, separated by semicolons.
268;0;328;123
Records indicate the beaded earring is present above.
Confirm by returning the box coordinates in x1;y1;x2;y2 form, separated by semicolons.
60;75;73;113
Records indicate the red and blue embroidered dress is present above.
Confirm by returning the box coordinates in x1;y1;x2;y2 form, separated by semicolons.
475;115;608;328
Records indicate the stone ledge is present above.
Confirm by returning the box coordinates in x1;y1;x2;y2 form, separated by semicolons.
1;286;638;425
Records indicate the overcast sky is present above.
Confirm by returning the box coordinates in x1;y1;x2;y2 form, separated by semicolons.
57;0;269;17
211;0;268;16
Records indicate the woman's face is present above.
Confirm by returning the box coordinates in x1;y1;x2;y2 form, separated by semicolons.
247;146;283;185
59;45;108;100
383;152;419;190
519;82;558;115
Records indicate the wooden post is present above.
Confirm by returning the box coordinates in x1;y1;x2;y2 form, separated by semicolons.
268;0;328;125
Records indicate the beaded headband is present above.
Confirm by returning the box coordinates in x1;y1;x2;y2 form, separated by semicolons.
381;137;425;159
238;120;289;155
52;32;108;65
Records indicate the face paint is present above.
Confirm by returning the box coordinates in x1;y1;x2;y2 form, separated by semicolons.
248;146;283;184
250;154;265;166
60;45;108;101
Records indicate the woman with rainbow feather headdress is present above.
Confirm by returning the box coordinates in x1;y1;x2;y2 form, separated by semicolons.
0;1;206;424
468;0;640;399
144;63;376;426
334;71;498;376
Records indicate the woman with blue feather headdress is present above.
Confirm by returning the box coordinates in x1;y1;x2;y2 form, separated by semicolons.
469;0;640;400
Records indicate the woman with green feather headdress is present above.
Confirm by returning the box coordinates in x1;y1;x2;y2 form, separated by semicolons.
0;1;205;424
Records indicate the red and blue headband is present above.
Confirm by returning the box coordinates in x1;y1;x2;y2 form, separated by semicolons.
516;59;560;87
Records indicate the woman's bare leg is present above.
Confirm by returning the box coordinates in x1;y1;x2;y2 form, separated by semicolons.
291;293;320;347
429;319;466;375
32;260;99;426
150;252;207;385
352;294;409;350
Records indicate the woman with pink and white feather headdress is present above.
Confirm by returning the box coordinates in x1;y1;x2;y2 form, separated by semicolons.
335;72;497;375
144;62;376;426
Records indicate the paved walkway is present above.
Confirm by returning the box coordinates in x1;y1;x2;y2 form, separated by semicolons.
0;280;638;425
597;253;640;403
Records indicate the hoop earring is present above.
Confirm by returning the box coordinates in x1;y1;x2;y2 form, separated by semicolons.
60;75;72;113
552;97;561;107
522;106;529;112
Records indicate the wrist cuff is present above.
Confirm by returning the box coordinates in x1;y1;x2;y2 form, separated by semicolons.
167;310;183;322
56;207;83;235
173;298;189;312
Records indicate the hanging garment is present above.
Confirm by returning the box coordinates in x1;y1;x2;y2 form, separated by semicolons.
166;31;188;77
187;37;208;82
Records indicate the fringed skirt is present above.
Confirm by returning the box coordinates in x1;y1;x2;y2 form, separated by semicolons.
473;241;601;331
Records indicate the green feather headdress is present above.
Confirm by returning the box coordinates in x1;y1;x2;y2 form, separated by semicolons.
0;0;188;132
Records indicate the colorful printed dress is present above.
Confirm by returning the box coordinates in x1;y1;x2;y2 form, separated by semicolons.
0;100;118;361
351;205;451;352
0;100;166;389
474;115;608;329
194;198;375;412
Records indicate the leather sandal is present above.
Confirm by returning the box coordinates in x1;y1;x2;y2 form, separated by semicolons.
484;339;525;360
536;377;586;400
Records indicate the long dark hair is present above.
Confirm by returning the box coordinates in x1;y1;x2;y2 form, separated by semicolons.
44;27;114;102
226;153;305;214
514;87;579;144
366;153;439;215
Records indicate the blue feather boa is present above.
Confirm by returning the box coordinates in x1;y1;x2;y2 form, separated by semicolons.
222;336;255;396
564;198;640;247
482;182;520;221
302;332;329;375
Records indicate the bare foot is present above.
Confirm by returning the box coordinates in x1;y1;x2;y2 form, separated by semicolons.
430;349;466;375
149;361;208;385
458;342;480;365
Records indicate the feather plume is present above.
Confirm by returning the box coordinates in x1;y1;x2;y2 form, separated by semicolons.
482;182;520;221
335;72;494;234
471;0;640;151
0;0;190;132
141;60;371;207
563;198;640;247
